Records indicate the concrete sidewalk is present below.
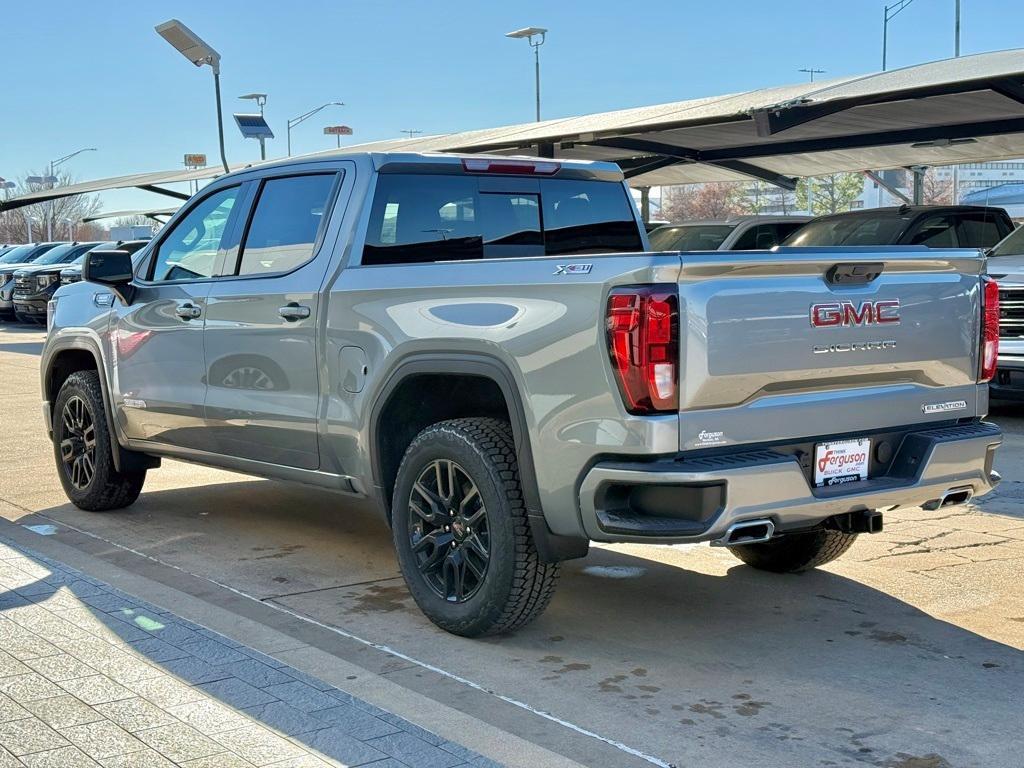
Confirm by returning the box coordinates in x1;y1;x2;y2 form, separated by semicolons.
0;535;500;768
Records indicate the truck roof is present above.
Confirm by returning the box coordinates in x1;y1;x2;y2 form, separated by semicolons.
224;151;626;183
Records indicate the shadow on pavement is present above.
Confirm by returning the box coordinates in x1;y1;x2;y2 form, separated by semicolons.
0;341;45;356
0;536;495;766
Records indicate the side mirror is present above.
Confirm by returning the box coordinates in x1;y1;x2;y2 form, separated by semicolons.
82;249;134;305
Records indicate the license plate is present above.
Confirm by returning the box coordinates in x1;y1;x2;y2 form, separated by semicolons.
814;438;870;487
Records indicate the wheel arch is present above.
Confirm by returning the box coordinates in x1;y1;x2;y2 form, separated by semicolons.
368;352;587;563
43;338;158;473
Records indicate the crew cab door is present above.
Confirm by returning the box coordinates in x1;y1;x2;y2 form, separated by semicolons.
112;184;244;451
202;170;344;470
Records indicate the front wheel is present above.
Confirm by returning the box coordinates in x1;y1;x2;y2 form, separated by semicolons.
728;528;858;573
52;371;146;511
391;418;559;637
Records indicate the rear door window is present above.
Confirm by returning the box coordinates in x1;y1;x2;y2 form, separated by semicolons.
362;173;642;265
235;173;338;275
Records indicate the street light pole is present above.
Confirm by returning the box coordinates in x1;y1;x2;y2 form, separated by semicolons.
287;101;344;156
239;94;269;160
155;19;229;173
46;147;96;240
505;27;547;122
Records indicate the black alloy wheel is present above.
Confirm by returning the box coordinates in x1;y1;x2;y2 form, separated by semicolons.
407;459;490;603
59;395;96;490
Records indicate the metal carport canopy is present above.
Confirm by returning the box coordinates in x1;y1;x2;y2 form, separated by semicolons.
0;166;228;212
5;48;1024;208
332;48;1024;190
81;206;181;223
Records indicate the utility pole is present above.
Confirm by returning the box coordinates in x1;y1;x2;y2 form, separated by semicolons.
799;67;825;82
400;129;422;139
882;0;916;71
955;0;961;56
951;0;962;202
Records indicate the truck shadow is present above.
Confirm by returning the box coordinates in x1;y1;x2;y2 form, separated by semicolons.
19;479;1024;766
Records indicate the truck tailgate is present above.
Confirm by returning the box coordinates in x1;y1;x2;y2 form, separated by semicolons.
676;247;985;451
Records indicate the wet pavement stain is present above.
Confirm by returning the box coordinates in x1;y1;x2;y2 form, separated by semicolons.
547;635;565;642
554;662;591;673
884;754;952;768
637;684;660;692
539;655;564;664
689;701;727;720
344;583;411;614
869;629;908;644
733;699;769;716
598;674;627;693
630;667;647;677
244;544;306;560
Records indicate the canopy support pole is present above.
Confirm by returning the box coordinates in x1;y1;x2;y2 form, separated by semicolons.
909;165;927;204
137;185;191;201
863;170;912;205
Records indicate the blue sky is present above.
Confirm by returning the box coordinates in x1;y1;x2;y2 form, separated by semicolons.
2;0;1022;211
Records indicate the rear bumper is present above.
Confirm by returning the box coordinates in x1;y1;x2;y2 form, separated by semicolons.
578;421;1002;544
992;353;1024;400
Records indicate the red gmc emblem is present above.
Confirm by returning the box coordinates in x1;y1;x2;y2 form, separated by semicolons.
810;299;901;327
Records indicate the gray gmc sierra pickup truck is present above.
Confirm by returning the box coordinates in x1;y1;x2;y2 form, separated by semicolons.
41;152;1003;636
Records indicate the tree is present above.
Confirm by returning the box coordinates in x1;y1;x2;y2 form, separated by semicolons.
661;182;746;221
0;170;102;243
922;168;953;205
796;173;864;216
743;181;772;215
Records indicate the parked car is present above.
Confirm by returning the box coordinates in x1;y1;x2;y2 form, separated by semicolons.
984;226;1024;400
0;242;64;318
783;205;1014;248
648;215;811;251
11;242;107;322
43;152;1002;636
59;240;149;287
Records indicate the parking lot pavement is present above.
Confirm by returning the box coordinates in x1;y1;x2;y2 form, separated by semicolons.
0;536;501;768
1;325;1022;768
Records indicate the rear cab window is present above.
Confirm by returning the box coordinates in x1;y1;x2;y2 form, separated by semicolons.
362;173;643;265
955;211;1009;249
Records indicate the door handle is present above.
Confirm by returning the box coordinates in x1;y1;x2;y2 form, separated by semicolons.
279;303;311;321
174;303;202;320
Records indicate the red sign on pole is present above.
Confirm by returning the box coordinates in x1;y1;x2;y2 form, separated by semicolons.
323;125;353;136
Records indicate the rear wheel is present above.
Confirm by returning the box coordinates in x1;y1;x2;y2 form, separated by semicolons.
52;371;146;511
729;528;858;573
391;418;559;637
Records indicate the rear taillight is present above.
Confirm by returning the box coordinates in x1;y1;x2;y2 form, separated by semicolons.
980;276;999;383
606;286;678;414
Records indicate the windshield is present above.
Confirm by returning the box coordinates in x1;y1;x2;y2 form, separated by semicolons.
989;225;1024;257
648;224;736;251
0;245;35;264
33;244;80;265
784;214;910;246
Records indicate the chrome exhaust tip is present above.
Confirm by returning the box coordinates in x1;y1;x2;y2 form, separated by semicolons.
711;519;775;547
921;486;974;511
